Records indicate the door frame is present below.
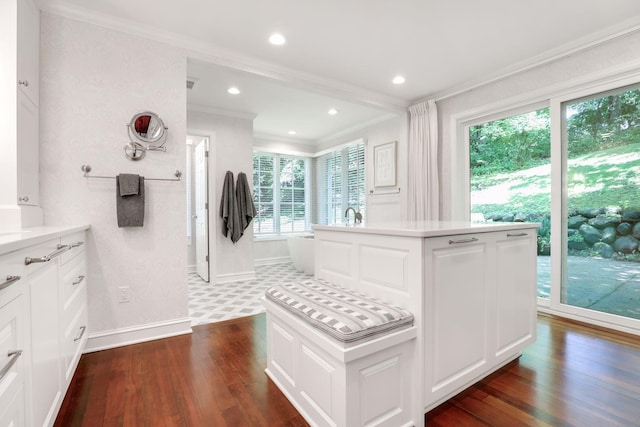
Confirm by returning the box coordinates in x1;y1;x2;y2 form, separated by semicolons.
188;130;216;283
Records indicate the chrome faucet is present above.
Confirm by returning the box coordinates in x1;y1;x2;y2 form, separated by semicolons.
344;207;362;225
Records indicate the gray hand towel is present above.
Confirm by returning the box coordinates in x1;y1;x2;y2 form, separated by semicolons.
219;171;241;242
118;173;140;196
236;172;256;235
117;175;145;227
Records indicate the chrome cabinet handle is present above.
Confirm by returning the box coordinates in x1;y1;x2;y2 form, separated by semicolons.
17;80;29;87
448;237;479;245
60;242;84;249
25;245;71;265
74;326;87;342
0;350;23;381
507;233;528;237
18;196;29;203
0;276;21;291
72;275;85;286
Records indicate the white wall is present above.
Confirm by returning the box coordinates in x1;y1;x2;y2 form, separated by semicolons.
437;31;640;220
187;110;255;282
40;14;189;343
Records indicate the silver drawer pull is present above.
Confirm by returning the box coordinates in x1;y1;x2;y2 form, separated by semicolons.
74;326;87;342
448;237;479;245
72;275;85;286
25;245;72;265
0;350;23;381
0;276;21;291
71;241;85;248
507;233;528;237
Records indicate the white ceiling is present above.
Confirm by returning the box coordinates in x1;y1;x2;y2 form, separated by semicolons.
41;0;640;143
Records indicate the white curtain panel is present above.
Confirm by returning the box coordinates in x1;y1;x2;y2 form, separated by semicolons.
408;100;439;221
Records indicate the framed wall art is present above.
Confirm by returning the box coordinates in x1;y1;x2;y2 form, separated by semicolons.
374;141;397;187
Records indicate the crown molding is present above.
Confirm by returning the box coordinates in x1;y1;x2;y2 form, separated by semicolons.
423;15;640;104
253;133;316;146
41;1;408;113
187;104;257;121
316;112;399;145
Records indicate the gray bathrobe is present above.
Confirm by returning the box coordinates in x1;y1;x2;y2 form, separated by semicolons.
219;171;241;243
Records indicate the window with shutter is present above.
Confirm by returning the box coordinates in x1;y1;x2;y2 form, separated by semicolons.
253;152;310;235
316;141;366;225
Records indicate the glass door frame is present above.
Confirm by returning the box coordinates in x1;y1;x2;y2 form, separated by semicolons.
549;75;640;334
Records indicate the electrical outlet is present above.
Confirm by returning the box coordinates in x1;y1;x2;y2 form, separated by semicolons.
118;286;130;303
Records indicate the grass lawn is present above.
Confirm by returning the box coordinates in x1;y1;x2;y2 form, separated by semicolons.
471;141;640;217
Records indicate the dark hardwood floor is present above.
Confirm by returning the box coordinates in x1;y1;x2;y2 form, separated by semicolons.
55;313;640;427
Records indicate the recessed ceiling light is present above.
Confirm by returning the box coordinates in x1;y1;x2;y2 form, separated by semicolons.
269;33;286;46
328;108;338;115
227;86;240;95
288;130;296;135
392;75;406;85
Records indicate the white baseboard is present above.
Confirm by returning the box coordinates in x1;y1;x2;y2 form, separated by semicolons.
216;270;256;284
254;256;291;266
84;317;192;353
187;264;197;273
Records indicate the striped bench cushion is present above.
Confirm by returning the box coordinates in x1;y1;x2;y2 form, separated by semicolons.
265;278;413;343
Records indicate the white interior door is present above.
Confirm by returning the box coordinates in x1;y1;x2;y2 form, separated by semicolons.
194;137;209;281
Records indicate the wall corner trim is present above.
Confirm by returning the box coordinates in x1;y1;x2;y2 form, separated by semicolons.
84;317;193;353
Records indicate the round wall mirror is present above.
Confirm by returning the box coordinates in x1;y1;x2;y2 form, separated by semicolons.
127;111;167;148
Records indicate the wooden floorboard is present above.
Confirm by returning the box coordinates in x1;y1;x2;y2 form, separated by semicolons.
55;314;640;427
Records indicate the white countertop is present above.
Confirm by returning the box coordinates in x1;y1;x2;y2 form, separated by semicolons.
0;225;90;256
312;220;540;238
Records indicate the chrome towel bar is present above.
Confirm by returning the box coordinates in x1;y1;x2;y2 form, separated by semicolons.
81;164;182;181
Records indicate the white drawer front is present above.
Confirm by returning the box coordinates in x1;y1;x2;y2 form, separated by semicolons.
61;303;87;385
0;294;26;415
59;232;86;266
60;255;86;314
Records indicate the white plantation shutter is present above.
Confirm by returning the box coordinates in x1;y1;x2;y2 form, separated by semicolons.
316;141;365;225
253;153;275;233
253;152;310;235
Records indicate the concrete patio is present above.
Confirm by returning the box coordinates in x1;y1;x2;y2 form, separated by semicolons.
537;256;640;320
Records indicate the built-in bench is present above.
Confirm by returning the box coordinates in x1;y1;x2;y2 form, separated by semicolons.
264;278;419;427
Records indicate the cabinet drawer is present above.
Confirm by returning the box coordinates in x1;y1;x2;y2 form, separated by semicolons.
21;239;63;276
0;384;24;427
59;232;86;266
0;251;25;300
61;279;86;332
61;303;87;385
0;293;26;413
60;255;86;313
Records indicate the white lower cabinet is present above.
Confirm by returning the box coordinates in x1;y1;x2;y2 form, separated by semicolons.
0;279;27;427
423;231;537;407
0;229;88;426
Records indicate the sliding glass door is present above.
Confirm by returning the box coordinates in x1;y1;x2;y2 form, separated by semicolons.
561;84;640;321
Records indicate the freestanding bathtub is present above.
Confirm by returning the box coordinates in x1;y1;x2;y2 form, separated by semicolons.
287;234;314;275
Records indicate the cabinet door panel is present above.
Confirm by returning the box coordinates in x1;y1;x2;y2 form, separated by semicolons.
17;0;39;105
17;91;39;206
494;234;537;358
29;263;61;427
426;238;489;398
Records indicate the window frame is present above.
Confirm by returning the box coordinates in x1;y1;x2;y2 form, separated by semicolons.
253;151;311;236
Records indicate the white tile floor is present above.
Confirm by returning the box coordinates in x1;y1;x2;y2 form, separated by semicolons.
188;263;308;326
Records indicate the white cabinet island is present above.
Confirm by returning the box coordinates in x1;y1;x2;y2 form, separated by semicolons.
313;220;539;416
